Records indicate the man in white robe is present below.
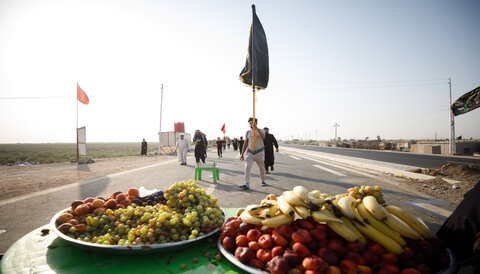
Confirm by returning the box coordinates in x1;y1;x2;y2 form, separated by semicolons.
175;133;190;165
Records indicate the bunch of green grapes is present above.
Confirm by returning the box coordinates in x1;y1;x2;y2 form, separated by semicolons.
344;185;385;204
65;180;224;246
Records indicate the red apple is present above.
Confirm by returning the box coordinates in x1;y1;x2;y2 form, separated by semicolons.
267;256;289;274
272;230;289;247
238;222;254;234
310;228;327;240
347;251;367;265
248;241;260;251
400;268;421;274
249;258;265;270
327;241;347;257
272;246;284;257
357;265;373;274
291;229;312;244
381;253;398;264
302;256;327;271
340;259;358;274
222;236;236;251
246;229;262;242
235;235;249;247
370;243;386;255
362;249;380;265
298;219;315;230
283;250;301;267
278;224;294;239
317;247;338;265
292;242;311;258
258;234;274;249
256;248;273;263
325;266;342;274
347;242;367;253
235;247;255;263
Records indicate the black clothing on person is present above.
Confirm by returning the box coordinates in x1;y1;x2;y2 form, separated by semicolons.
216;140;223;157
263;133;278;171
193;132;207;164
238;139;245;155
141;140;148;156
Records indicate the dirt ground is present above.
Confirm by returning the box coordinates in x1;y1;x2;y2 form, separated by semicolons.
0;155;175;201
1;155;479;206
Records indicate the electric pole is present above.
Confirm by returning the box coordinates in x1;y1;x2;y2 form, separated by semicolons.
448;78;455;155
333;123;340;143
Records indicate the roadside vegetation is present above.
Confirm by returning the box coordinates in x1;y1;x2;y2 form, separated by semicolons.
0;143;161;165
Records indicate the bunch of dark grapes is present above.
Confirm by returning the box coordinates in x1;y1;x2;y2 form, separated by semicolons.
134;190;166;206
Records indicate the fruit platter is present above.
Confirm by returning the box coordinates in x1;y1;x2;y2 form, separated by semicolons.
219;185;454;274
51;180;225;254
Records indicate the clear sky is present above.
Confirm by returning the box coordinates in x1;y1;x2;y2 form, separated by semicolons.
1;0;479;143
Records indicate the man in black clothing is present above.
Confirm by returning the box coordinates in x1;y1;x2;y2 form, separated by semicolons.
263;127;278;174
193;130;207;164
216;137;223;158
238;136;245;155
141;138;148;156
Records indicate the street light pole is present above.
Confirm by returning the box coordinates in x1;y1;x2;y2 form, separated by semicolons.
333;123;340;143
448;78;455;155
158;84;164;154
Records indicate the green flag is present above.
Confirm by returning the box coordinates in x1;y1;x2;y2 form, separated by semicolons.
451;86;480;116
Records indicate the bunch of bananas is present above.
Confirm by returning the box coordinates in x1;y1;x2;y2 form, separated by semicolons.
238;185;435;255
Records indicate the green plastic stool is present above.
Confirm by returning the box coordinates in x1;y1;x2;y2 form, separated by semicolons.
195;162;219;183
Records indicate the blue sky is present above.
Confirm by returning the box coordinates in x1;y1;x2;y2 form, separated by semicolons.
0;0;479;143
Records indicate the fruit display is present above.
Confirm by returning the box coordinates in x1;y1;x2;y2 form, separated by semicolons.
54;180;224;246
220;185;451;273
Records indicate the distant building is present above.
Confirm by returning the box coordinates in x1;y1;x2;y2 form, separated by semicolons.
411;140;480;156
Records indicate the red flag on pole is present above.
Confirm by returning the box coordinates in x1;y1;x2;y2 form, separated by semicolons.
77;83;89;105
221;123;226;134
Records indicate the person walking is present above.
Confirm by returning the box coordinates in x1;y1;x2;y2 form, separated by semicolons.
232;138;238;151
238;136;245;155
193;130;207;165
263;127;279;174
239;118;266;190
216;137;223;158
141;138;148;156
175;133;190;165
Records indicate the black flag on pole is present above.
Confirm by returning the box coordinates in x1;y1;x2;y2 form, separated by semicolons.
239;5;269;90
451;86;480;116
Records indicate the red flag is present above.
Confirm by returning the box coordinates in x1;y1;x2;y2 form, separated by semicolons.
77;83;89;105
221;123;226;134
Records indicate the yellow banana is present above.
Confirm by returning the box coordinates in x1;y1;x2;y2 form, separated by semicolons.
283;191;309;207
362;195;387;220
246;204;271;215
382;209;422;240
240;210;263;226
337;196;357;220
320;210;358;242
340;216;366;243
277;195;296;217
384;205;434;239
350;205;404;255
293;186;309;202
357;203;406;246
307;190;327;206
294;205;311;219
262;200;278;218
312;209;343;223
261;213;293;228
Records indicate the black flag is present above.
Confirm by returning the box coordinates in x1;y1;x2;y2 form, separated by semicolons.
239;5;269;90
451;86;480;116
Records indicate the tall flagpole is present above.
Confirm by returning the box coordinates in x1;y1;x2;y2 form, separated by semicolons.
76;86;79;163
251;4;256;151
158;84;164;154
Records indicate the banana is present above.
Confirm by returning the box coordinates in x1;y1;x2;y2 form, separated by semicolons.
246;204;271;215
277;195;296;217
283;191;309;207
293;186;309;202
382;209;422;240
262;200;278;218
337;196;357;220
312;209;343;223
350;205;404;255
240;210;264;226
340;216;367;243
294;205;311;219
362;195;387;220
357;202;406;246
384;205;434;239
319;210;358;242
307;190;327;206
261;213;293;228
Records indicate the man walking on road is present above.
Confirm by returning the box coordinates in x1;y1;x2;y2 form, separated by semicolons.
263;127;279;174
193;130;207;165
238;137;245;155
239;118;266;190
175;133;190;165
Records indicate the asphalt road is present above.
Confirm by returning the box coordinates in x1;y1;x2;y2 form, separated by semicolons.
283;143;480;168
0;148;451;254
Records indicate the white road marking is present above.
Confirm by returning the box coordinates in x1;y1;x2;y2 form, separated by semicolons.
0;159;178;207
289;156;301;160
313;164;346;176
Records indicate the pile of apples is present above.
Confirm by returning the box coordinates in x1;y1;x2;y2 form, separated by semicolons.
220;216;450;274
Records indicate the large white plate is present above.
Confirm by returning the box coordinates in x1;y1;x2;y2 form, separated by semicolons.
50;207;224;254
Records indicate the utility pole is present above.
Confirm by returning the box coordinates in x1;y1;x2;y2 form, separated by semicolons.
448;78;455;155
333;123;340;143
158;84;164;154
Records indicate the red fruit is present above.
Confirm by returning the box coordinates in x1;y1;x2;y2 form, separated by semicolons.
317;247;338;265
248;241;260;251
340;259;358;274
256;249;273;263
222;236;236;251
272;230;289;247
316;223;329;231
362;250;380;265
258;234;274;249
277;224;294;239
238;222;254;234
74;204;89;216
291;229;312;244
262;226;274;234
104;199;117;209
310;229;327;240
92;207;105;215
70;200;84;210
246;229;262;242
115;193;126;203
378;261;400;274
249;258;265;270
235;235;249;247
119;199;131;207
415;264;431;274
401;268;421;274
298;219;315;230
75;223;86;234
283;251;301;267
272;246;284;257
327;241;347;257
292;242;311;258
267;256;289;274
302;257;328;271
381;253;398;264
418;240;433;249
347;242;367;253
127;188;140;197
346;251;367;265
83;197;95;203
357;265;373;274
228;219;242;229
317;239;328;248
111;191;122;199
235;247;255;263
370;243;386;255
325;266;342;274
223;226;237;237
304;270;322;274
91;199;105;209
